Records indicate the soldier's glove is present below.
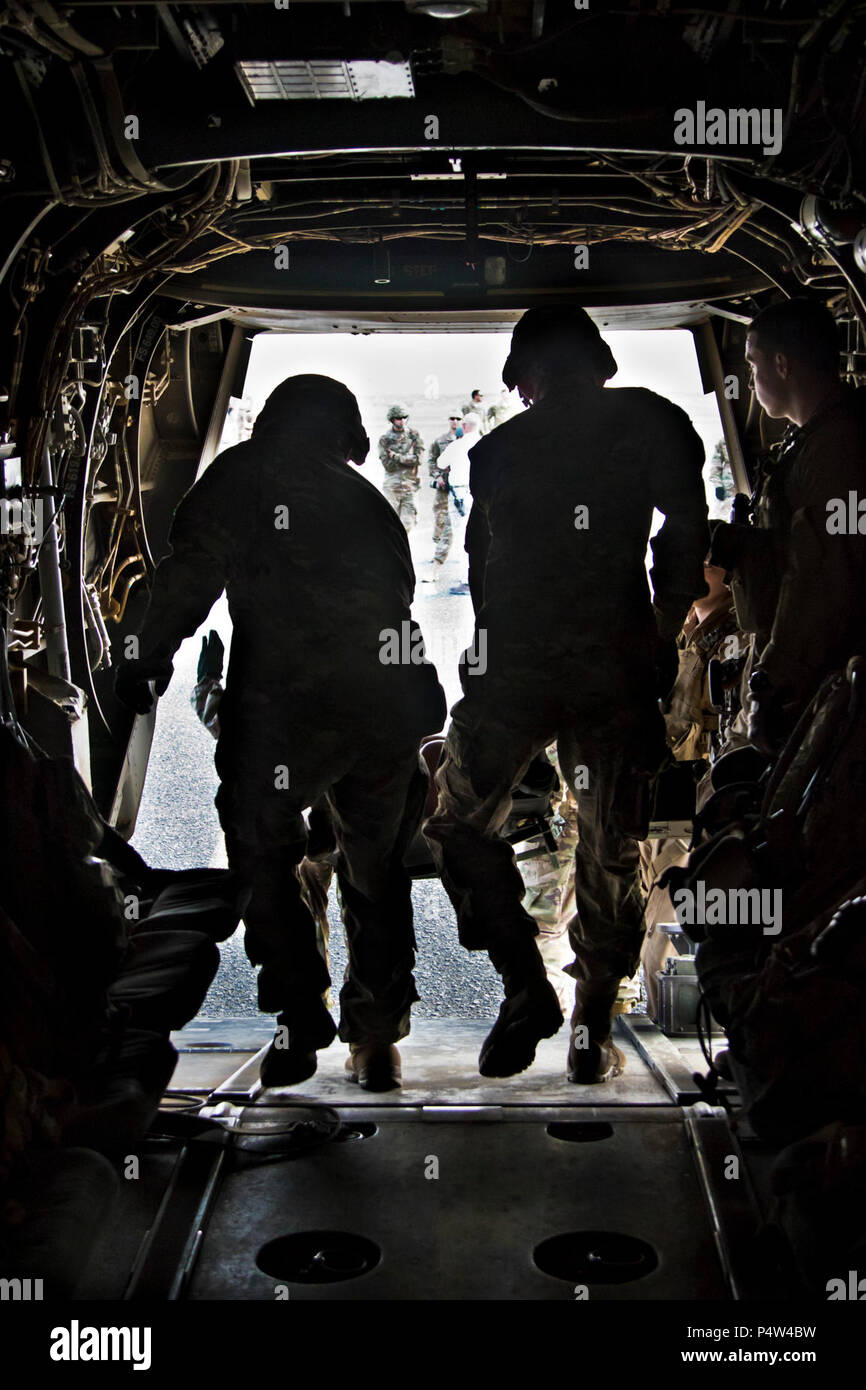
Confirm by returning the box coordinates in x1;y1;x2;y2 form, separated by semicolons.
747;668;789;757
114;644;174;715
654;635;680;706
197;630;224;684
707;521;748;572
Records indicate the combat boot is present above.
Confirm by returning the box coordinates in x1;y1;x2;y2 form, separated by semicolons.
345;1042;402;1092
567;978;626;1084
259;999;337;1088
479;941;563;1078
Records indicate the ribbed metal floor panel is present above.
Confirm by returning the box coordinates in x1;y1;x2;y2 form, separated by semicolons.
187;1104;733;1301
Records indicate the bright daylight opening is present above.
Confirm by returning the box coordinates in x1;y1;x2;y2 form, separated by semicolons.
134;327;731;1023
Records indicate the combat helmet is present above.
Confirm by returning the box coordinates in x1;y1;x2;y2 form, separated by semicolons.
387;403;410;422
503;306;618;389
253;374;369;462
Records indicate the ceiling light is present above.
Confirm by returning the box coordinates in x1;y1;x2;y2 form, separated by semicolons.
236;59;414;104
374;243;392;285
406;2;488;17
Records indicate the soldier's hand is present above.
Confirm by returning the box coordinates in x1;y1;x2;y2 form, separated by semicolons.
708;521;746;572
654;635;680;706
197;630;225;683
114;646;174;715
747;669;789;757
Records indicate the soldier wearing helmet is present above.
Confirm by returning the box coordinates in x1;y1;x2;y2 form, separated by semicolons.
379;404;425;532
425;306;709;1085
115;375;446;1094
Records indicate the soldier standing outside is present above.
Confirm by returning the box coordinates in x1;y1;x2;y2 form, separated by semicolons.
486;387;520;431
425;411;463;577
425;307;708;1085
462;389;487;432
435;413;480;591
115;376;446;1093
379;404;424;531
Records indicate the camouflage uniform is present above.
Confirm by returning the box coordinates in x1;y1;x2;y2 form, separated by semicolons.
640;594;745;1015
665;598;743;761
379;424;424;531
425;387;708;1031
520;746;580;1013
462;400;487;433
138;395;446;1046
428;431;456;564
486;398;519;432
707;439;734;511
712;388;866;733
523;747;645;1018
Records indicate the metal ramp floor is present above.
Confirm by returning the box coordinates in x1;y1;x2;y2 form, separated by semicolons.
74;1016;768;1302
209;1015;679;1107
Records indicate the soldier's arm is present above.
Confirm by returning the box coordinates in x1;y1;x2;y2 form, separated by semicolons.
466;439;492;616
759;435;866;698
379;433;399;470
465;503;488;616
137;459;237;661
428;438;441;474
647;398;710;639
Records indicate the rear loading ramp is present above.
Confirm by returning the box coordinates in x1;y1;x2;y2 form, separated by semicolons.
210;1016;677;1108
187;1105;737;1302
70;1016;781;1303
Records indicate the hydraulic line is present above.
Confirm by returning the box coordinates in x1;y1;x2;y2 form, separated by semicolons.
36;444;71;683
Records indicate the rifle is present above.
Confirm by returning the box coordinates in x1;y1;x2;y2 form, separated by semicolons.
431;469;465;516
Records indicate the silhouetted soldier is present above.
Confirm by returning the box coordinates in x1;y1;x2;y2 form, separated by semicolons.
115;376;445;1092
425;307;708;1084
710;298;866;754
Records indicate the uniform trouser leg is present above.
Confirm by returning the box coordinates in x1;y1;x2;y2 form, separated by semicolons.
399;493;417;531
557;720;648;1031
383;481;417;532
298;856;334;1001
218;814;332;1020
638;836;688;1018
424;701;553;981
214;725;335;1027
327;747;427;1045
523;752;579;1014
431;494;453;563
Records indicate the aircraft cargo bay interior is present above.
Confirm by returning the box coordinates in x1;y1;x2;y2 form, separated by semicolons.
1;0;865;1352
